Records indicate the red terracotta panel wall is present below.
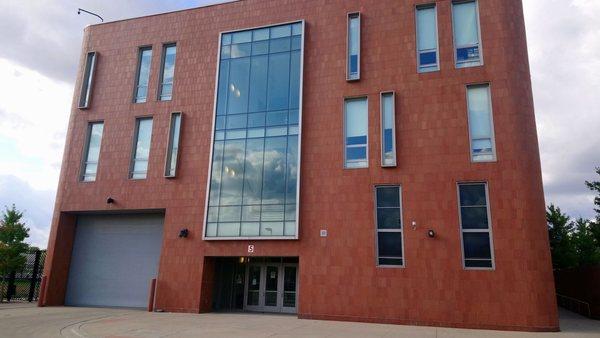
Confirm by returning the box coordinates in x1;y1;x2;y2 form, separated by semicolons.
42;0;558;331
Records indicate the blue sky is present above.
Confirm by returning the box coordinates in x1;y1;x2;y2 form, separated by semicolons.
0;0;599;248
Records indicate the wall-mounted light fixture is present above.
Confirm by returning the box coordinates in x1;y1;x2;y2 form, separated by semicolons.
179;228;189;238
106;197;114;204
427;229;435;238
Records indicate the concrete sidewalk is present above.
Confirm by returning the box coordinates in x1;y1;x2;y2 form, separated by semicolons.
0;303;599;337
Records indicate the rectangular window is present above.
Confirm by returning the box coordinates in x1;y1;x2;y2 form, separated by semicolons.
134;47;152;103
130;117;153;179
158;44;176;101
344;97;368;168
205;21;304;239
80;122;104;182
416;5;439;72
78;52;97;109
375;186;404;267
452;0;482;68
466;84;495;162
380;92;396;167
165;112;182;177
347;12;360;81
458;183;494;269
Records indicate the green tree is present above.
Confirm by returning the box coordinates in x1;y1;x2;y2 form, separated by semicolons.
547;204;577;269
0;205;30;277
585;167;600;245
571;218;600;267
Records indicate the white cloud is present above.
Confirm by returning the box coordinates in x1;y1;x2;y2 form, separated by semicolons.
0;59;72;190
524;0;600;219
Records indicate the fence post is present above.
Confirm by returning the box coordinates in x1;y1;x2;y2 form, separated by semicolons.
7;271;16;302
28;250;42;302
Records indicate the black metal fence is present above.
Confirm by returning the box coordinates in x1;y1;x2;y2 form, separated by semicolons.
0;249;46;302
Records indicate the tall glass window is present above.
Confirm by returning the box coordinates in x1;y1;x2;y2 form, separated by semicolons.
205;22;303;239
452;0;482;68
380;92;396;167
80;122;103;182
344;97;368;168
466;84;495;162
416;5;439;72
458;183;494;269
130;117;153;179
347;12;360;81
78;52;97;109
158;44;176;101
165;112;182;177
134;47;152;103
375;186;404;267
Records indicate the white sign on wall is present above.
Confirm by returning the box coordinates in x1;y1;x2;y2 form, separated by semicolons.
248;245;255;253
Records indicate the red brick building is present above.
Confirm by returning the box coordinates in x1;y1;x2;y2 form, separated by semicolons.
41;0;559;331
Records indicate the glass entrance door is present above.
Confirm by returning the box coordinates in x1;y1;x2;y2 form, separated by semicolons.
244;261;298;313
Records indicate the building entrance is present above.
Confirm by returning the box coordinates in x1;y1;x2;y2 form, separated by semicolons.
211;257;298;314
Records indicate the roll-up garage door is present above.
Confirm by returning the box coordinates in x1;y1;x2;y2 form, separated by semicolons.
65;213;164;308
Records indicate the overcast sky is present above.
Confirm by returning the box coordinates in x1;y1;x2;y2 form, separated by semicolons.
0;0;598;248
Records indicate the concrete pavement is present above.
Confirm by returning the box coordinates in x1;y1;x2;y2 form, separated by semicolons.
0;303;599;337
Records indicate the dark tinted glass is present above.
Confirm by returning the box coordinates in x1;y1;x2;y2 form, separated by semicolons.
378;258;403;266
378;232;403;257
465;259;492;268
377;208;401;229
463;232;491;259
376;187;400;208
459;184;486;206
460;206;488;229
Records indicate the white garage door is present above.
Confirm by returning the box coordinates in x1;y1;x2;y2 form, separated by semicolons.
65;213;164;308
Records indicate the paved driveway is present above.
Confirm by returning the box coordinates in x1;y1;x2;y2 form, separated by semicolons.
0;303;599;337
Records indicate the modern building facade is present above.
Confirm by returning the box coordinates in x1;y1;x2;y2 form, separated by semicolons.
42;0;559;331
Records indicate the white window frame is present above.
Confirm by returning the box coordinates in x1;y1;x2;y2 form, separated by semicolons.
164;112;182;178
129;116;153;179
79;121;103;182
457;182;495;270
415;4;440;73
380;91;396;167
343;96;369;169
78;51;97;109
133;46;152;103
158;43;176;101
346;12;361;81
202;20;306;241
374;185;405;268
466;83;497;162
451;0;484;68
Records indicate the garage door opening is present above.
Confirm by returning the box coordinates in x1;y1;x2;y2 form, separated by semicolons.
212;257;298;314
64;213;164;308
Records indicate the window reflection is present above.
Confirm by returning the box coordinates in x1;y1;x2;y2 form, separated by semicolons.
207;22;303;238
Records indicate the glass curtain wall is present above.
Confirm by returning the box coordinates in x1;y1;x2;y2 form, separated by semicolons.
206;22;303;239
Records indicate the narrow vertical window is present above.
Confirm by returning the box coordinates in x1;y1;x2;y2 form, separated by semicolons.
158;44;176;101
130;117;153;179
416;5;439;72
134;47;152;103
78;52;97;109
380;92;396;167
80;122;104;182
458;183;494;269
466;84;495;162
165;112;182;177
344;97;368;168
452;0;482;68
347;12;360;81
375;186;404;267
